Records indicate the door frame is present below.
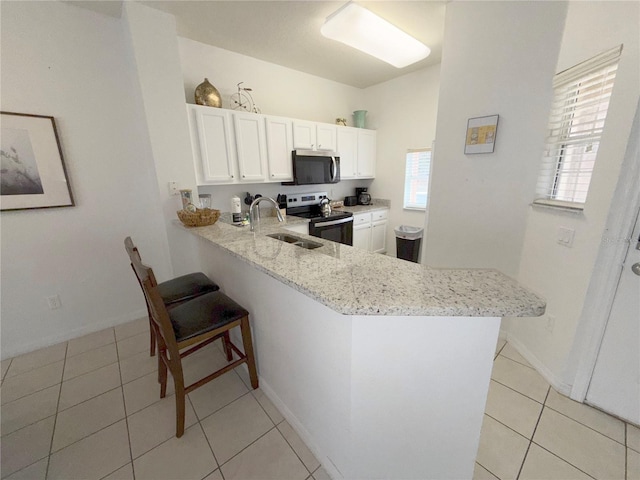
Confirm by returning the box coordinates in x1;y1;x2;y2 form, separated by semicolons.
569;99;640;402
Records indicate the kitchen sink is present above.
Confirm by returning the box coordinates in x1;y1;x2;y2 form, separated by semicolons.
292;240;323;250
266;233;300;243
266;233;323;250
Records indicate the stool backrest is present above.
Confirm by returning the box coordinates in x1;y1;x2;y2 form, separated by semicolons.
125;237;181;367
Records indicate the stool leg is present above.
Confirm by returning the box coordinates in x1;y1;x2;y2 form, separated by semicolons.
149;317;157;357
159;350;168;398
175;380;186;438
223;331;233;361
240;316;259;389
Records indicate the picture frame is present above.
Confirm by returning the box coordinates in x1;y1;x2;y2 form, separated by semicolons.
1;112;74;211
464;114;499;154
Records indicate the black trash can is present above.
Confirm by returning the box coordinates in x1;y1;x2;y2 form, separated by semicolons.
395;226;423;263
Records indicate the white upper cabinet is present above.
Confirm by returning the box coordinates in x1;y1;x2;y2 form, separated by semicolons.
357;129;376;178
264;115;293;182
192;105;236;184
316;123;336;151
188;105;375;185
233;112;267;182
336;127;358;179
293;121;337;151
293;121;316;150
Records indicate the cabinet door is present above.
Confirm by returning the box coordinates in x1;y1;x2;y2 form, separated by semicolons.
336;127;358;179
234;112;267;182
316;123;337;151
293;121;316;149
371;220;387;253
357;130;376;178
353;224;371;251
264;115;293;182
194;107;236;183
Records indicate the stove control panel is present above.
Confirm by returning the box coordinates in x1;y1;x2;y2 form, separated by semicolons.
287;192;328;207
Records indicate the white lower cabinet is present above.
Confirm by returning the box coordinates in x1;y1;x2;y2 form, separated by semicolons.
352;209;388;253
353;224;372;251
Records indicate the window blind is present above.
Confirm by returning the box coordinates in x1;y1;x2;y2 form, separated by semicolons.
534;45;622;207
403;148;431;210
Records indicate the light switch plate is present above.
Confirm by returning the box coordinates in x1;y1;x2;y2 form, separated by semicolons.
557;227;575;247
169;181;179;196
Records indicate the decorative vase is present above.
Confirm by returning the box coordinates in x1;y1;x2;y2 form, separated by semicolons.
195;78;222;108
353;110;368;128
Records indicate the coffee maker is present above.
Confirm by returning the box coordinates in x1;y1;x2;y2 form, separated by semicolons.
356;187;371;205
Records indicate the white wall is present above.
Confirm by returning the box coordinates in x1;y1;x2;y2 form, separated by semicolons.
362;66;441;257
0;1;172;358
505;1;640;388
425;1;568;276
179;37;364;124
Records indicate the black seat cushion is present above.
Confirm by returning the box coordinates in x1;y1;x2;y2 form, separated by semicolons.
157;272;219;305
168;291;249;343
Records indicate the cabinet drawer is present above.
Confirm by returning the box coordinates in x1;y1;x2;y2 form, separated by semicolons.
353;213;371;225
372;209;388;221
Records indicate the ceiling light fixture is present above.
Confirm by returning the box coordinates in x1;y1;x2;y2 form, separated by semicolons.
320;2;431;69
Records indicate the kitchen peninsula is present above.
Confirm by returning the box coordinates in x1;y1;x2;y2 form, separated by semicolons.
173;218;545;480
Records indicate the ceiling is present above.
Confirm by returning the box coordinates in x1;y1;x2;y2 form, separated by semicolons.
67;1;446;88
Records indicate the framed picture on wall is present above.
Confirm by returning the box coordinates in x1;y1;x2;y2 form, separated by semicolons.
464;114;499;154
1;112;74;211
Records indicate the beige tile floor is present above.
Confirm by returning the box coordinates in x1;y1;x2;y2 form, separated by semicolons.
477;340;638;480
1;318;638;480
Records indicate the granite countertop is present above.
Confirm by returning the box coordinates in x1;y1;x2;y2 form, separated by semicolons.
334;199;390;215
177;217;545;318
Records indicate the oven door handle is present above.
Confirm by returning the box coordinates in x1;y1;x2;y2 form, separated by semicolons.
330;156;337;182
314;217;353;227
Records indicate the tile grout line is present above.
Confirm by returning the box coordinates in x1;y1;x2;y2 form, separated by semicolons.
498;352;536;371
515;386;550;480
489;378;545;405
543;403;627;447
1;357;13;384
530;440;598;480
45;341;69;480
114;330;136;480
491;376;627;447
276;420;316;475
476;462;500;480
191;393;225;479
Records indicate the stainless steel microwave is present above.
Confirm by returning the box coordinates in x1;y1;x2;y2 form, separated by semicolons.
282;150;340;185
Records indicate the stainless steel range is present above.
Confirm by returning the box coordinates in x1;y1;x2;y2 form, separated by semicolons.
286;192;353;246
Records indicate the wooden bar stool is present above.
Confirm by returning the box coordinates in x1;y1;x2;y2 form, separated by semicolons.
124;237;219;356
130;253;259;438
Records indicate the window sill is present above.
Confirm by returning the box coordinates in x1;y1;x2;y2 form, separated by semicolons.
531;199;584;214
403;207;426;212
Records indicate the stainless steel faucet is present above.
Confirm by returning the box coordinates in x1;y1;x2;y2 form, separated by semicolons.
249;196;284;232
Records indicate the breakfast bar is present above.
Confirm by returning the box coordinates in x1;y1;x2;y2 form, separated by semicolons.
173;219;545;480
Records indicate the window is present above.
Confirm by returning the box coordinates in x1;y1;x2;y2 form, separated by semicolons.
403;148;432;210
534;45;621;209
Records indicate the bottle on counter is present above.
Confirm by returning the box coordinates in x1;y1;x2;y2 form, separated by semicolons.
231;195;242;223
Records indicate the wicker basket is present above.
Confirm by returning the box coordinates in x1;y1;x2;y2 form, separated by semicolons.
177;208;221;227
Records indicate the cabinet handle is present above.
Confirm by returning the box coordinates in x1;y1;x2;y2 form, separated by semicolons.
242;175;246;178
271;174;275;177
318;144;322;148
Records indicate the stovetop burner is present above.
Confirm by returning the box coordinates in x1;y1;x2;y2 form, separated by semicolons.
285;191;353;223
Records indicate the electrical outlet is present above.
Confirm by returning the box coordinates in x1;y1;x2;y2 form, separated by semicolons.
46;295;62;310
557;227;575;247
546;314;556;333
169;181;179;196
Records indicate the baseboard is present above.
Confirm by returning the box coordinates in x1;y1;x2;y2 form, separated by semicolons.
1;308;147;360
504;334;572;396
258;378;341;480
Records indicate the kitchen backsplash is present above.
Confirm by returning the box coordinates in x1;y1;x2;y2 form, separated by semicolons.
197;179;374;212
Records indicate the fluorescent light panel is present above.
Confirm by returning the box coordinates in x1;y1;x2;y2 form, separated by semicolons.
321;2;430;69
